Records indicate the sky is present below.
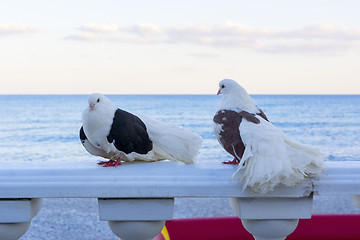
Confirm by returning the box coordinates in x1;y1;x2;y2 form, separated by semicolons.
1;0;360;94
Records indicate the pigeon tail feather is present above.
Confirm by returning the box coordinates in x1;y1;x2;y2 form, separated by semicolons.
233;118;324;193
138;114;202;164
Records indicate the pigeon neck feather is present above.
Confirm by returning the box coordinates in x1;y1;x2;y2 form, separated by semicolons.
82;101;117;141
218;92;258;113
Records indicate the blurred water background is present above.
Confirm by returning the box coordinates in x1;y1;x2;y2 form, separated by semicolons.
1;94;359;163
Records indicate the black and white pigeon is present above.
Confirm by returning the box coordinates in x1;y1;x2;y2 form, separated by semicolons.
80;93;202;167
213;79;325;193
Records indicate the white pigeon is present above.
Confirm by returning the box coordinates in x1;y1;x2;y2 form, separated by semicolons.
213;79;325;193
80;93;202;167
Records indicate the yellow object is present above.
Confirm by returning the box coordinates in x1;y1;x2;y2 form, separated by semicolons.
161;225;170;240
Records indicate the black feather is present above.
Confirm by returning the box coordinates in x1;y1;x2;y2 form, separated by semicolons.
79;126;87;143
107;109;153;154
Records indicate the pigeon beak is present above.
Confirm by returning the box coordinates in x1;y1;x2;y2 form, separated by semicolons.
217;88;221;95
89;103;95;111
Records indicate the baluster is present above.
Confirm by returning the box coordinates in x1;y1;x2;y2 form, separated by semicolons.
98;198;174;240
230;197;313;240
352;195;360;208
0;198;41;240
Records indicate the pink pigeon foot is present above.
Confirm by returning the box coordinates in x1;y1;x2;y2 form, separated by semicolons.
222;158;240;165
98;158;122;167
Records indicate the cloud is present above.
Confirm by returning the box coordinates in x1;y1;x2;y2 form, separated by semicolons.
110;36;161;44
79;23;118;33
188;52;221;58
121;23;164;36
164;23;257;47
65;22;360;55
66;23;118;41
65;32;100;42
66;23;165;43
163;22;360;50
277;23;360;41
216;21;275;38
0;24;38;35
259;41;357;55
165;21;274;39
121;22;360;54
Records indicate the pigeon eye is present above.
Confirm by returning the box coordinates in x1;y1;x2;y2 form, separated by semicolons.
97;98;100;103
221;85;225;89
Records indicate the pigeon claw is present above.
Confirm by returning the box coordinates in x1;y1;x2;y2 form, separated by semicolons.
97;158;122;167
222;158;240;165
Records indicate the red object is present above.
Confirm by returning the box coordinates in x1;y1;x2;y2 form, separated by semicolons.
154;215;360;240
289;215;360;240
165;217;252;240
222;158;240;165
97;158;122;167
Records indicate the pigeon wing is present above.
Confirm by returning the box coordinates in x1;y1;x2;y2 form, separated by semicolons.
107;109;153;155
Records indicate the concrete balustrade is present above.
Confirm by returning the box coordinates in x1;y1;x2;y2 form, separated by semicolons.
0;161;359;239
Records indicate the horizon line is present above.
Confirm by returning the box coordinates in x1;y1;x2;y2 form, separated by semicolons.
1;93;360;96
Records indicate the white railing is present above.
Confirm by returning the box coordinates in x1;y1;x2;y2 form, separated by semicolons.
0;161;359;240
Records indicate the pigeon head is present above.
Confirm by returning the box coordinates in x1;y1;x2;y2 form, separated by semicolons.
217;79;248;96
87;93;115;111
217;79;257;112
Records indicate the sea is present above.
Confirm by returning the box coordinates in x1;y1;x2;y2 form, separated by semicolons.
0;94;359;163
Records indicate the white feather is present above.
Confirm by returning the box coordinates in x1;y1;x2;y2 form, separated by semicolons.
137;114;203;164
81;138;114;159
212;121;224;148
233;117;325;193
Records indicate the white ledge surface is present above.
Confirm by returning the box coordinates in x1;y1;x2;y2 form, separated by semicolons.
0;161;359;198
